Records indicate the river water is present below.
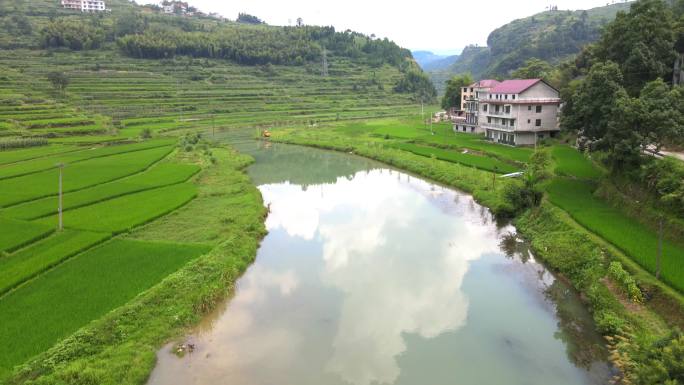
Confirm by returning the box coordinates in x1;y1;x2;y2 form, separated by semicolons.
147;142;611;385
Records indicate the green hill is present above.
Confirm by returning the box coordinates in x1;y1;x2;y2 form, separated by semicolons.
429;2;632;88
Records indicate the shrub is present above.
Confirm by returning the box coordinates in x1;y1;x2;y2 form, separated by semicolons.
0;138;48;151
608;261;644;303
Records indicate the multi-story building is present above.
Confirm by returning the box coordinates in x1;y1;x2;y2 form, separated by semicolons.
454;79;499;134
479;79;561;146
61;0;106;12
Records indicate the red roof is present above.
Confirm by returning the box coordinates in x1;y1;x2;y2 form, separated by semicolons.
468;79;500;88
490;79;542;94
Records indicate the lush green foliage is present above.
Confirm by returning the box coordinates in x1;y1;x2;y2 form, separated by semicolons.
42;18;105;50
0;239;209;378
0;229;110;295
503;150;551;214
639;157;684;216
608;261;645;303
591;0;678;95
0;218;53;254
0;138;47;150
393;70;437;101
510;58;554;80
441;73;473;110
236;13;265;24
546;178;684;292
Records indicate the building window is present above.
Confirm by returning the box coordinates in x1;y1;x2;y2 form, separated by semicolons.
470;88;474;92
527;119;531;124
528;106;532;111
505;105;511;114
483;104;488;112
512;95;516;100
505;94;508;100
510;119;515;127
536;105;542;113
463;88;467;93
487;117;492;123
535;119;542;127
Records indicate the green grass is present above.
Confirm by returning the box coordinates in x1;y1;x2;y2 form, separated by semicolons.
551;145;603;179
0;239;210;377
390;142;519;173
0;218;53;254
0;145;173;207
37;183;198;234
0;230;110;295
2;163;200;220
546;178;684;292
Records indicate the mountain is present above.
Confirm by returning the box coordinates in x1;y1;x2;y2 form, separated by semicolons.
428;2;632;90
422;54;459;71
412;50;447;67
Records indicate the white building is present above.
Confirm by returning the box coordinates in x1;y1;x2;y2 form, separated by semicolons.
479;79;561;146
454;79;499;134
61;0;106;12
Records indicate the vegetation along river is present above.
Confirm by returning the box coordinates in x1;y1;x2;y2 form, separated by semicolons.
148;141;612;385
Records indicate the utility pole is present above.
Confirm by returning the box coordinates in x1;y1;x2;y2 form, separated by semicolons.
656;216;664;279
56;163;65;231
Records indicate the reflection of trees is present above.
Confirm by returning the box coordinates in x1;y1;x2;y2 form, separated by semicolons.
246;144;378;187
545;280;609;370
499;232;532;263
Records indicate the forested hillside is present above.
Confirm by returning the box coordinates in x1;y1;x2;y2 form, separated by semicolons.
429;2;631;89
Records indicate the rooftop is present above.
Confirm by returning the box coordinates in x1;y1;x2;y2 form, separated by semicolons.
468;79;500;88
490;79;542;94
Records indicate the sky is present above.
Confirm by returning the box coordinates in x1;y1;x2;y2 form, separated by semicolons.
183;0;621;54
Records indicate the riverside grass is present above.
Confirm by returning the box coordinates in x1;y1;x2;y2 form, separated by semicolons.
3;147;266;385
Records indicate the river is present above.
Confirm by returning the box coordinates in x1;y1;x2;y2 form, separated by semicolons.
147;141;611;385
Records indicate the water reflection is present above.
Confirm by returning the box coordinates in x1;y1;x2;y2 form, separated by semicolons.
147;144;609;385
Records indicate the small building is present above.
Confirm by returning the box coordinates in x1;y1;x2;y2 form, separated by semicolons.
454;79;499;134
162;0;189;14
61;0;106;12
479;79;561;146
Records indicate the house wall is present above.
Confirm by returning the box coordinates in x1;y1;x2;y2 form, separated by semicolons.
514;103;559;132
514;132;536;145
521;82;558;98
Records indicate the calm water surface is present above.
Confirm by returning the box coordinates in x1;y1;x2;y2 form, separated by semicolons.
148;141;610;385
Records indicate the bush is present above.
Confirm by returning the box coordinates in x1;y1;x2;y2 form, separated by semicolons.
140;128;152;139
608;261;644;303
0;138;48;151
594;309;627;334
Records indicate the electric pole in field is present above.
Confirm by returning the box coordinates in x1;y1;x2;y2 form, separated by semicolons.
56;163;65;231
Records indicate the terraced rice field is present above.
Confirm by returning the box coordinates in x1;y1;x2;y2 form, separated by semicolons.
0;49;418;143
0;139;210;377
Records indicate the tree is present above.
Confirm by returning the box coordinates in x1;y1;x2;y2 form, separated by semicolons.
296;17;303;27
115;11;146;37
394;70;437;102
511;58;553;80
594;0;677;95
440;74;473;110
47;71;69;94
237;13;265;24
637;79;684;152
504;150;551;213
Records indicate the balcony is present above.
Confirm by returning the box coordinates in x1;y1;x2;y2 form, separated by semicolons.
482;122;515;131
488;109;511;116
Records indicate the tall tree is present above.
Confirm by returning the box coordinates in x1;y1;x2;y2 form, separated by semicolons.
511;58;553;80
440;73;473;110
595;0;677;95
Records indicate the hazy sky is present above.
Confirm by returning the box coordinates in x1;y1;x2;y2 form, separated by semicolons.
185;0;620;54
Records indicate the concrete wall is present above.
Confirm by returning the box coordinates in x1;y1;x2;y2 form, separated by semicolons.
522;82;558;99
514;103;559;132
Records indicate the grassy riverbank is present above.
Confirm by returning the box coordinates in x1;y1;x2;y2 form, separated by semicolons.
269;121;684;383
1;145;266;384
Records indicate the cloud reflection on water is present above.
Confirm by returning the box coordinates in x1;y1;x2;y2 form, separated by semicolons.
260;169;502;385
